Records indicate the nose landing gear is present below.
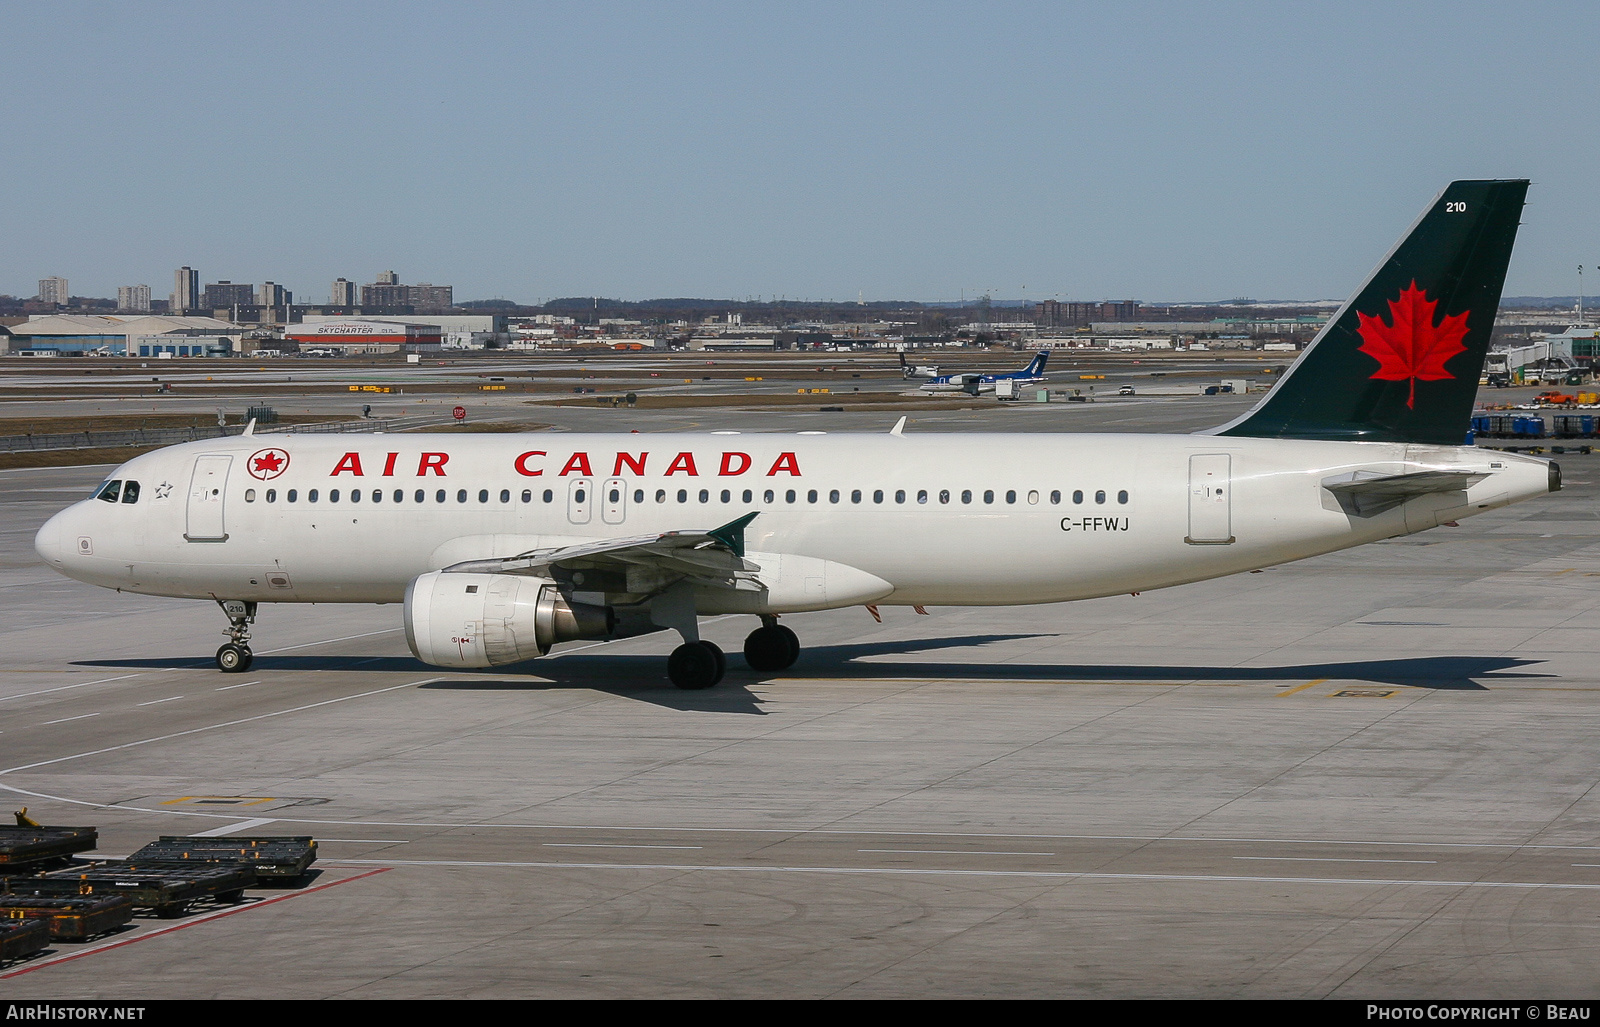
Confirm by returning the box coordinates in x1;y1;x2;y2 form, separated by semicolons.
215;599;256;673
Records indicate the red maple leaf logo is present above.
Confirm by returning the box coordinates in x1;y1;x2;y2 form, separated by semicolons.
1356;280;1470;409
247;448;289;480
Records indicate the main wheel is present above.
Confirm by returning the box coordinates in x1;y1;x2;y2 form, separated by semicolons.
667;642;719;690
216;643;250;673
743;625;799;672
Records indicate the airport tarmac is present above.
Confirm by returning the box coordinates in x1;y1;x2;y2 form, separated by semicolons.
2;372;1599;998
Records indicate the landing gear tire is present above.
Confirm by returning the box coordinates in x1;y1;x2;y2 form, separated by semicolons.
744;625;799;671
216;643;252;673
668;641;725;690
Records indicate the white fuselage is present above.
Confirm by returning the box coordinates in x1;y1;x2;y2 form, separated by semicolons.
34;431;1552;615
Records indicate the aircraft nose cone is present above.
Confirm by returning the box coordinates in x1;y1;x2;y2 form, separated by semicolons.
34;510;67;567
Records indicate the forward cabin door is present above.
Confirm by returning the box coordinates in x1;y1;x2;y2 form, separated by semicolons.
185;454;232;542
1186;453;1233;544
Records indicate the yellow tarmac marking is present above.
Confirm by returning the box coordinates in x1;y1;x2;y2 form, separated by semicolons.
1275;678;1326;698
160;796;277;807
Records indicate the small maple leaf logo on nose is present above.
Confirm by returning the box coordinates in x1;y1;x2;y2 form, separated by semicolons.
1356;280;1470;409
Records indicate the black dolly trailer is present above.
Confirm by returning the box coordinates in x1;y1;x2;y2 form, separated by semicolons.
0;826;99;875
128;836;318;882
14;861;257;918
0;895;135;941
0;919;50;962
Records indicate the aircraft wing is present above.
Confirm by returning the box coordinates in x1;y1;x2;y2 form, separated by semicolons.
1321;469;1488;516
440;512;763;596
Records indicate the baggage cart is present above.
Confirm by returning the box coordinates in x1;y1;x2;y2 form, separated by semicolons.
16;861;256;918
0;895;134;941
0;919;50;962
0;826;98;874
128;836;317;880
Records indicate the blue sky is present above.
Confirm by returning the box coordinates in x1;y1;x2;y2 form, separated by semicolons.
3;1;1596;304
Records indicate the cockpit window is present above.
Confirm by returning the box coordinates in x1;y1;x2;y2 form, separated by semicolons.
96;480;122;503
120;480;140;504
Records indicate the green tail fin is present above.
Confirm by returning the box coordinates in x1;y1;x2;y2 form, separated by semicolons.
1213;179;1528;446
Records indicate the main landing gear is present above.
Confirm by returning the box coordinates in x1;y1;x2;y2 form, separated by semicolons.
665;616;800;690
215;599;256;673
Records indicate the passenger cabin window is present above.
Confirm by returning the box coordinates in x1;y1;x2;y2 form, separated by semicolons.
1073;490;1083;504
938;490;949;504
478;489;489;503
245;489;256;503
764;489;775;503
349;489;359;503
1050;490;1061;504
501;489;511;503
522;490;533;503
635;489;645;503
895;490;905;503
1095;490;1106;504
983;490;994;504
786;490;797;503
1006;490;1016;504
415;490;425;503
543;489;553;503
831;490;841;503
330;489;341;503
97;481;121;503
917;490;928;504
961;490;971;504
1118;490;1129;504
656;489;666;503
266;489;276;503
436;490;446;503
457;490;468;503
807;490;818;503
677;489;688;503
288;489;298;503
308;489;319;502
699;489;709;503
874;490;884;504
743;489;754;503
121;481;140;504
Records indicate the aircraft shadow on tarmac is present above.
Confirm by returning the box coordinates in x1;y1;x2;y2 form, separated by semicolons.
78;635;1552;714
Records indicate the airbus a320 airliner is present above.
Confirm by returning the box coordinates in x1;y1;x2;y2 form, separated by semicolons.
35;180;1554;689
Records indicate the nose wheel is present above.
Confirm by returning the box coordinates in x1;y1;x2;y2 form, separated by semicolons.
215;599;257;673
216;642;253;673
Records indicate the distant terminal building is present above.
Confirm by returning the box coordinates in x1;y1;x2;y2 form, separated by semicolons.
173;266;200;313
330;277;357;306
117;285;151;312
8;314;240;357
203;281;255;311
37;277;69;307
300;313;502;349
285;319;443;354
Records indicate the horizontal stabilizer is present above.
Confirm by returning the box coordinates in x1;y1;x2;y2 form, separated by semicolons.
1322;469;1487;516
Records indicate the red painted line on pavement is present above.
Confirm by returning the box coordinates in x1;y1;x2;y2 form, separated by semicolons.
0;867;392;978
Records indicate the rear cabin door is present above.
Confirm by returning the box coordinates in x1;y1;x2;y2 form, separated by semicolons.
185;454;232;542
1186;453;1233;544
567;478;593;525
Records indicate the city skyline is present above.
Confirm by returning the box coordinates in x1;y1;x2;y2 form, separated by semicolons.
4;2;1597;303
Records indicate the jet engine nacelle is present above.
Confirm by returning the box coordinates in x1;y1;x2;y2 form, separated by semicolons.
404;571;614;668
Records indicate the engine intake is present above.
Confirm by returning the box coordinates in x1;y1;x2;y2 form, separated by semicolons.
405;571;614;668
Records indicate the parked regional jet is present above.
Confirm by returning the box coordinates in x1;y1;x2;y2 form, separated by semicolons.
918;351;1049;393
35;180;1553;690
